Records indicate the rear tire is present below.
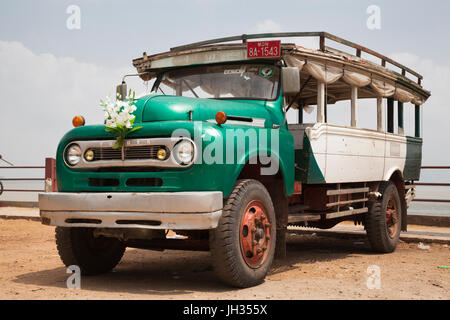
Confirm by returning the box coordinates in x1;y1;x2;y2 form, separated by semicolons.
365;181;402;253
209;179;276;288
55;227;126;275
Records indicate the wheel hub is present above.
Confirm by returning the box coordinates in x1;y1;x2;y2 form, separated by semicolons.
240;200;271;268
386;196;400;238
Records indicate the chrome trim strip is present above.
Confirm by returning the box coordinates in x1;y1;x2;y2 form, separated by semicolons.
206;117;266;128
63;137;197;169
40;210;223;230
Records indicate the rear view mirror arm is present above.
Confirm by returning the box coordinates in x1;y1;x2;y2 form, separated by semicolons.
286;75;312;112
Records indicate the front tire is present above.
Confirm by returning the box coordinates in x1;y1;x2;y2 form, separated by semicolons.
55;227;126;275
365;181;402;253
209;179;276;288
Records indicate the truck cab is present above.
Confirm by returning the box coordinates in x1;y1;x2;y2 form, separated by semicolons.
39;32;430;288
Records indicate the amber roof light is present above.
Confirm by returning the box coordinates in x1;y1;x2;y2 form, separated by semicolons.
72;115;85;127
215;111;227;125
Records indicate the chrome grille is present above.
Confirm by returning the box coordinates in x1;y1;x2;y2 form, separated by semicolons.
64;137;193;169
91;145;166;161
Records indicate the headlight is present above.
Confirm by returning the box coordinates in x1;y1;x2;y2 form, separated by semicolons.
173;140;194;165
66;144;82;166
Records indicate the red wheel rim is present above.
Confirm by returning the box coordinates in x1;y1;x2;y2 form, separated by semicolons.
386;195;400;239
239;200;272;269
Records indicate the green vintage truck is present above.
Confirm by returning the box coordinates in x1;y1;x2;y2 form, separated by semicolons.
39;32;430;287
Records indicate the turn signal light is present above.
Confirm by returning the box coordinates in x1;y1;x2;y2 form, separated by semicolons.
72;115;85;127
84;150;94;161
157;148;167;160
215;111;227;125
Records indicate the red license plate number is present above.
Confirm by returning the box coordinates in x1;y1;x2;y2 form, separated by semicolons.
247;40;281;58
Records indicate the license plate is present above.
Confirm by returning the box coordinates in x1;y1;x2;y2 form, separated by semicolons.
247;40;281;58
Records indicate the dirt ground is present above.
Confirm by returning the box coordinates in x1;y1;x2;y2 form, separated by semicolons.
0;219;448;300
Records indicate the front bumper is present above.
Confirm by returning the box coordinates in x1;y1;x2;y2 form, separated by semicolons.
39;191;223;230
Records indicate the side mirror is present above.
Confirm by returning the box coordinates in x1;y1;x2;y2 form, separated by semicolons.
281;67;301;96
116;81;127;101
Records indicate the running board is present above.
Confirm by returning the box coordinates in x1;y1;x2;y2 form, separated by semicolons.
288;207;368;224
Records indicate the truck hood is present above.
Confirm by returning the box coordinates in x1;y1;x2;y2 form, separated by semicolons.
136;95;273;126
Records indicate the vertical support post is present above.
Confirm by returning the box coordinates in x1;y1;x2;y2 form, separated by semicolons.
175;81;182;96
45;157;57;192
324;99;328;123
398;101;404;135
415;104;420;137
351;86;358;127
319;32;325;51
387;98;394;133
377;97;383;132
298;106;303;124
317;82;325;123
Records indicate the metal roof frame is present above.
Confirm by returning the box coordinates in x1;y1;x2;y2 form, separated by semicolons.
169;32;424;85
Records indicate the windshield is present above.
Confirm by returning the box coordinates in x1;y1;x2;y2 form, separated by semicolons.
153;64;280;100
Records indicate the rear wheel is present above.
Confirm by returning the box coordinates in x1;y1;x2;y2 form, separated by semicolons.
365;181;402;253
55;227;126;275
209;179;276;288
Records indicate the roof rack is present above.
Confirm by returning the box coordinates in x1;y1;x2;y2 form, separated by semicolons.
170;32;423;85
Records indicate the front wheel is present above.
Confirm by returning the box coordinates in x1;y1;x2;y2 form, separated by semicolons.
55;227;126;275
365;181;402;253
209;179;276;288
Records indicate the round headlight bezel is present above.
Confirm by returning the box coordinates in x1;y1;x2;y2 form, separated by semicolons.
172;140;195;166
65;143;82;166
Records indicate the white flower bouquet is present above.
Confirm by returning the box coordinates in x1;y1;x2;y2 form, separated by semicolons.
100;90;142;149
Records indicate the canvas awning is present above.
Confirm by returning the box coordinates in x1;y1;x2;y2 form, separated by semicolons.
284;53;428;105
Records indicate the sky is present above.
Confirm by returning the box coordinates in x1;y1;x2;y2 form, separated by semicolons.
0;0;449;170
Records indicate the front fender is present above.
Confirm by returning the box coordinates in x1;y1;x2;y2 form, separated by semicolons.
228;128;295;196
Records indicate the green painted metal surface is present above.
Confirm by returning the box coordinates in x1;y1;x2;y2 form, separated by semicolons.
404;136;422;181
398;101;404;133
415;105;420;138
139;95;277;125
294;134;325;184
55;91;295;197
